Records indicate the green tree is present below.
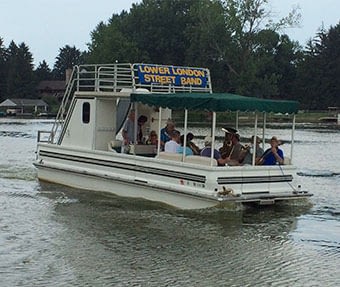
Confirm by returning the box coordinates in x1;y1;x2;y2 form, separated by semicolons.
85;0;302;99
87;0;200;65
86;14;140;64
124;0;198;64
295;22;340;109
0;37;7;100
273;35;303;100
53;45;84;80
182;0;301;95
6;41;35;98
35;60;52;81
184;0;230;90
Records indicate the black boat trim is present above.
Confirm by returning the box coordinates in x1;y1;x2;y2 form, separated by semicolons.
39;150;206;183
217;175;293;184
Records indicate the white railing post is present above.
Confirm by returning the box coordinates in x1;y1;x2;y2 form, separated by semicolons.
291;114;296;164
262;112;266;150
252;113;258;165
157;107;162;155
235;110;239;131
211;112;216;166
182;109;188;162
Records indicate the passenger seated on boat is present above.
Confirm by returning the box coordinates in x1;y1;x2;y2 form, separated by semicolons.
160;119;175;148
200;136;225;166
146;130;158;145
219;133;244;166
219;127;237;159
136;115;148;144
122;111;147;145
122;109;135;145
241;136;264;165
186;132;201;155
258;136;284;165
164;130;180;153
176;134;194;156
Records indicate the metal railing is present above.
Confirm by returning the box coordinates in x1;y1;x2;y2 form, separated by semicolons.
48;66;77;143
41;63;212;144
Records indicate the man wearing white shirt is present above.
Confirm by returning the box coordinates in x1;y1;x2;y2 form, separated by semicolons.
164;130;180;153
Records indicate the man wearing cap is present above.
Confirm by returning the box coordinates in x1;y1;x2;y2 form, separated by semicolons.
259;136;284;165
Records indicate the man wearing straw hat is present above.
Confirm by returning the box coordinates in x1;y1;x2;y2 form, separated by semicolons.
220;128;243;166
221;132;244;166
219;127;237;159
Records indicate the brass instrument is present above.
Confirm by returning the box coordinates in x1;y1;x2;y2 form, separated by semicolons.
219;141;232;159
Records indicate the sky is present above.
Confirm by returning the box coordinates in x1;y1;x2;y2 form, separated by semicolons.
1;0;339;68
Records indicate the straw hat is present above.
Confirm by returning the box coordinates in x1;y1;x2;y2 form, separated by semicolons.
221;127;238;134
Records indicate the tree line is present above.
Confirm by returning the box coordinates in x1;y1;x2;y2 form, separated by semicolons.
0;0;339;110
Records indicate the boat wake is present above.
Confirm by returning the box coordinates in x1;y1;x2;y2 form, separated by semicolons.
0;130;33;138
0;165;36;181
297;169;340;177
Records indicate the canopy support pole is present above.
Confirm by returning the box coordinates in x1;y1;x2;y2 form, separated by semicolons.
157;107;162;156
252;113;258;165
262;112;266;150
211;112;216;166
235;110;239;131
182;109;188;162
290;114;296;164
133;102;138;155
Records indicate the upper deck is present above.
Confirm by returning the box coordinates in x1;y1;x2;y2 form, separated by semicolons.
46;63;212;144
71;63;213;94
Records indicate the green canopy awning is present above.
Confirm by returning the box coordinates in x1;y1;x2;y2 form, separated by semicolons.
130;92;298;113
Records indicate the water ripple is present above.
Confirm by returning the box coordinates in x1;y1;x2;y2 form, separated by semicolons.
0;165;36;181
297;169;340;177
0;121;339;286
0;130;34;138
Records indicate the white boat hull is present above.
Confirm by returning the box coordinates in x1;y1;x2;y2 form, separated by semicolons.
35;143;311;209
36;165;219;209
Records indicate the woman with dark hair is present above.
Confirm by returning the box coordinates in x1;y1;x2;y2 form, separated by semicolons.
186;132;200;155
176;134;194;156
137;115;147;144
146;130;158;145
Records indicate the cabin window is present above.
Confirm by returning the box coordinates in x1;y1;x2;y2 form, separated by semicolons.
82;102;90;123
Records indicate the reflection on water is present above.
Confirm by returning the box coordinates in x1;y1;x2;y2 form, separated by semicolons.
0;119;339;286
26;185;335;286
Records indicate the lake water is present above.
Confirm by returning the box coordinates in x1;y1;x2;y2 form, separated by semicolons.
0;118;339;286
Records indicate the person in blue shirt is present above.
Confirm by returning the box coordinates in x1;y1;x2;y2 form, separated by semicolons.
261;136;284;165
186;132;200;155
160;119;175;148
176;134;194;156
201;136;224;165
